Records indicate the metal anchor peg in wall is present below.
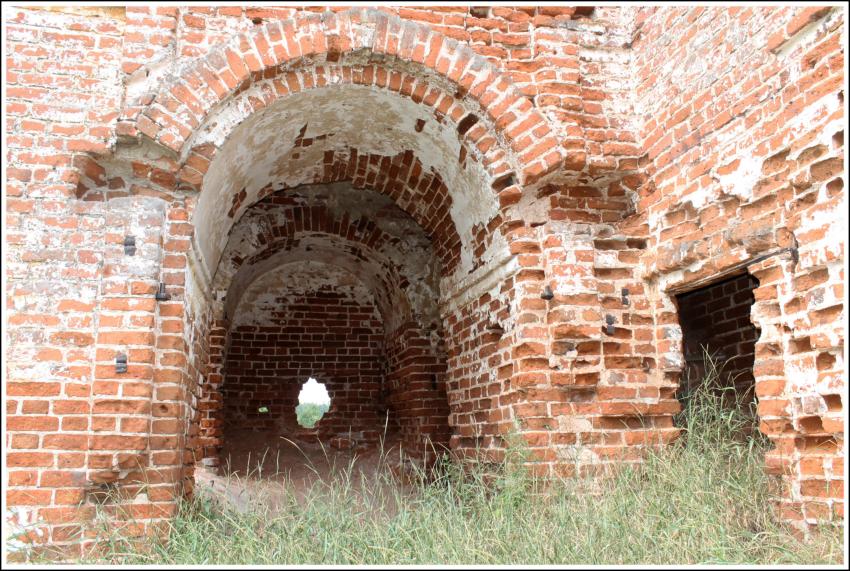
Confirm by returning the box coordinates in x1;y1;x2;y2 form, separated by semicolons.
123;235;136;256
605;314;616;335
155;282;170;301
115;353;128;374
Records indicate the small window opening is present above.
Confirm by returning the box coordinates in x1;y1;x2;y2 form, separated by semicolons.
295;377;331;428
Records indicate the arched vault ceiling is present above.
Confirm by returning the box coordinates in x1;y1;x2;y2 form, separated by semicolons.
231;260;382;330
194;85;499;278
218;184;440;334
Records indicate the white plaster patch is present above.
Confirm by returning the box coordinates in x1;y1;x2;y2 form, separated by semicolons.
711;154;762;206
785;93;844;153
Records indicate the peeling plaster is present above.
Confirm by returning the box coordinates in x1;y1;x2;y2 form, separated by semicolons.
193;85;495;279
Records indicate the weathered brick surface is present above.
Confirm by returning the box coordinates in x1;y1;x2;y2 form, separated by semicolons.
630;6;845;531
3;4;845;554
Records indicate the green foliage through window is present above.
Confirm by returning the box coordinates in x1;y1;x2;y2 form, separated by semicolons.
295;402;329;428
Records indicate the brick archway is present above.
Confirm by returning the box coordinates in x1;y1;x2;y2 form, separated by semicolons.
5;6;846;557
123;10;572;507
123;8;566;191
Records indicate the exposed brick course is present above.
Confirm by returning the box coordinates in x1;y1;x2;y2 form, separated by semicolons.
223;287;386;441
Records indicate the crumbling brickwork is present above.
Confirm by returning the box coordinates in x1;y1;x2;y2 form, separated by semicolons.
4;4;845;557
631;6;846;529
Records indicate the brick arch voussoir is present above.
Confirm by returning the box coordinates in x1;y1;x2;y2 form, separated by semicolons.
133;8;566;191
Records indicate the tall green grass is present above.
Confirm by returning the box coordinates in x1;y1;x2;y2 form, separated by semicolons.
72;355;844;564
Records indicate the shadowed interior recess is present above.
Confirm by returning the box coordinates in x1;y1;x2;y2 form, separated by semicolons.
675;273;760;407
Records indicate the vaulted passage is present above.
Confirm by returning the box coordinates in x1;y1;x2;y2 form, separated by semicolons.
181;43;528;480
223;266;387;442
209;184;452;473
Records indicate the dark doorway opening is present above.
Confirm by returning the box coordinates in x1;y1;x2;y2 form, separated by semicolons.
675;273;761;419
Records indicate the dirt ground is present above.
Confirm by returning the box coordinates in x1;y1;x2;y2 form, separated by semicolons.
195;429;418;514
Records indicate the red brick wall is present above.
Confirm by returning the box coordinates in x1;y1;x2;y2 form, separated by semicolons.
443;284;516;462
217;293;454;460
222;288;385;441
385;322;452;458
4;5;846;556
628;5;845;531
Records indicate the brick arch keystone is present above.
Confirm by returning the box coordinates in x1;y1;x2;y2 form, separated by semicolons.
129;8;566;188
